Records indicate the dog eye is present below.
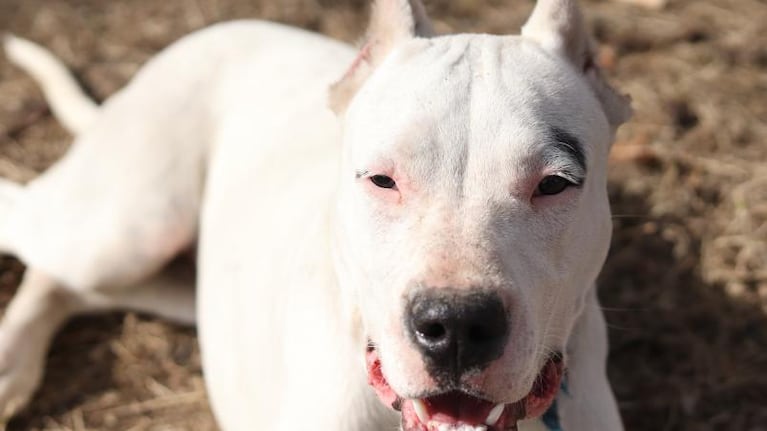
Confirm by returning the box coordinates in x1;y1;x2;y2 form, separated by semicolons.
370;175;396;189
536;175;573;196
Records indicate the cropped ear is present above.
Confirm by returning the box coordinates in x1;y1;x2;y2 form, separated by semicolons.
329;0;433;114
522;0;631;128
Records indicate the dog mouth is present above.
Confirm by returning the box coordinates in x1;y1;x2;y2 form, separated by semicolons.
366;344;564;431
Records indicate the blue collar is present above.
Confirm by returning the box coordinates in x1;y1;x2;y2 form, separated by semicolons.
541;377;568;431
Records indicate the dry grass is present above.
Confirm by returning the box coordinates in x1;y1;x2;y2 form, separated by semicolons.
0;0;765;429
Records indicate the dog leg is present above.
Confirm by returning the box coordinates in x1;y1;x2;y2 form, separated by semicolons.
0;269;78;422
0;179;23;256
0;260;195;421
556;288;624;430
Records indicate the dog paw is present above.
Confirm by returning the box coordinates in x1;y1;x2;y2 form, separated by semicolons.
0;334;45;422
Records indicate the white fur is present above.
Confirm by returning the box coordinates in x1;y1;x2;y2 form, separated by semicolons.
0;179;22;254
3;34;98;134
0;1;628;429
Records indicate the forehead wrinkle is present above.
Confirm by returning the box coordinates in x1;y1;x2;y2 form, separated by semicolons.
391;38;474;197
465;38;591;185
348;41;471;179
458;37;513;203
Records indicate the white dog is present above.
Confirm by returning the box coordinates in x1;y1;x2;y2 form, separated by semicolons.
0;0;631;429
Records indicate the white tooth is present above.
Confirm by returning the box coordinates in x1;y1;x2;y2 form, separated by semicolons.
412;399;429;424
485;403;505;427
428;424;488;431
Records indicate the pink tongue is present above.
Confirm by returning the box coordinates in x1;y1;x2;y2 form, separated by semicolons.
401;395;524;431
366;350;497;428
425;392;493;425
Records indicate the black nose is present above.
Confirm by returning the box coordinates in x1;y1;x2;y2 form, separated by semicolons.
406;290;508;379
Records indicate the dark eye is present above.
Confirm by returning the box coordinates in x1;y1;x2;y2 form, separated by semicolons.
536;175;573;196
370;175;396;189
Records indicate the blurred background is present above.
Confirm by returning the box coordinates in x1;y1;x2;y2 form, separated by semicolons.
0;0;765;429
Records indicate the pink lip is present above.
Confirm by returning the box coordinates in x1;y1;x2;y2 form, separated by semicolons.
366;345;564;430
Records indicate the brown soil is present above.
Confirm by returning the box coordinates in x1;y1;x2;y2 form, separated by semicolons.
0;0;765;430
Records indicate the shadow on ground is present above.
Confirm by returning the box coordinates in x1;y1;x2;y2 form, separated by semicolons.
7;314;123;429
602;182;767;431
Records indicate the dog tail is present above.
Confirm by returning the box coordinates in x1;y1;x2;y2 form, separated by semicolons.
3;34;99;135
0;178;23;255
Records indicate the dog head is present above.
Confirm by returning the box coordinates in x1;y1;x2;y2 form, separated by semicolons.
331;1;630;429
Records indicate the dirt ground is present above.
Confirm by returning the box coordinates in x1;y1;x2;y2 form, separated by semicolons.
0;0;765;430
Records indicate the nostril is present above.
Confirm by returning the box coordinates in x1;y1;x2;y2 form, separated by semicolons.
417;321;447;341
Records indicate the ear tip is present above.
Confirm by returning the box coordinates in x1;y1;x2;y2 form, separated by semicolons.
622;93;635;117
610;92;634;126
523;0;586;29
370;0;434;38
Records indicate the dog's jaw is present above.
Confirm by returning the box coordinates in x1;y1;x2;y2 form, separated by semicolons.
366;344;564;431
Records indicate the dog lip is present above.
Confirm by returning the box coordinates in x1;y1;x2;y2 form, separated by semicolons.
521;353;564;419
366;341;401;410
366;343;564;430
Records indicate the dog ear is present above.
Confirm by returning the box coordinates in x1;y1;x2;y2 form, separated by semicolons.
329;0;433;114
522;0;631;128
